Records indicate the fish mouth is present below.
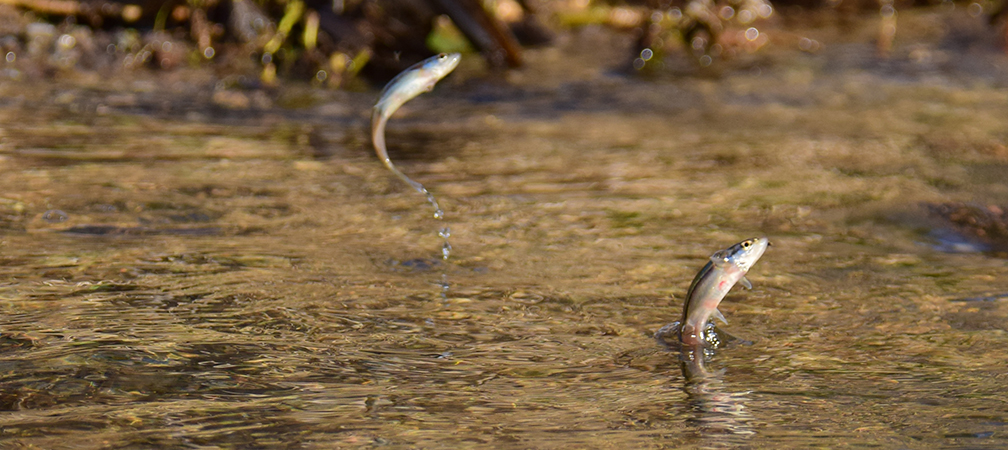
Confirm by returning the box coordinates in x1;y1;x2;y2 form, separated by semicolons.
747;236;770;254
734;236;770;270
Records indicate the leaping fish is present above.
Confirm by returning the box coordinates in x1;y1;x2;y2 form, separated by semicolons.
679;237;770;347
371;53;461;218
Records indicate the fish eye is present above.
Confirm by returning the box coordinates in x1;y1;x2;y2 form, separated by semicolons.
438;53;448;60
742;241;752;249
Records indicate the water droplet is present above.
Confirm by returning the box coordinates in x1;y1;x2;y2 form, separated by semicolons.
57;34;76;50
880;4;896;18
967;2;982;17
439;227;451;239
42;209;68;223
433;209;443;220
441;242;452;260
691;36;706;51
438;274;450;299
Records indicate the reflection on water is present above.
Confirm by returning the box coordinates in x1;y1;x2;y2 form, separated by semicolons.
2;12;1008;447
655;320;755;447
680;347;755;447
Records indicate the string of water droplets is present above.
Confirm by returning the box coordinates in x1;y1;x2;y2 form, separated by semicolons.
422;188;452;298
368;53;461;299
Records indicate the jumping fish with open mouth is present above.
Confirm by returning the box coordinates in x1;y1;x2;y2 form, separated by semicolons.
679;237;770;347
371;52;461;218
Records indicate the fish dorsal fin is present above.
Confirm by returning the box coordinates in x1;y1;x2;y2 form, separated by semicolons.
709;250;730;268
712;308;728;325
740;276;752;290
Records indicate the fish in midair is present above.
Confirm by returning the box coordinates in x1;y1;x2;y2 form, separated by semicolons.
679;237;770;347
371;53;461;218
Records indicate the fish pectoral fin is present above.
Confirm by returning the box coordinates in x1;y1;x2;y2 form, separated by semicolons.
740;276;752;290
712;308;729;325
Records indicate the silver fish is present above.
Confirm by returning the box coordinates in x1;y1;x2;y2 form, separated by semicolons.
371;52;461;211
680;237;770;346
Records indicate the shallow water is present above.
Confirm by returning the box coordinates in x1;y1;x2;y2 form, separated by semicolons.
2;11;1008;448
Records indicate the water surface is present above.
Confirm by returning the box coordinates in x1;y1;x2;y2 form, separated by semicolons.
2;13;1008;448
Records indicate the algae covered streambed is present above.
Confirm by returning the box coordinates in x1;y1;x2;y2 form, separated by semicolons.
2;14;1008;448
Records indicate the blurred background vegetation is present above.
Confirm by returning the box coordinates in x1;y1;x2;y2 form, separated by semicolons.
0;0;1004;88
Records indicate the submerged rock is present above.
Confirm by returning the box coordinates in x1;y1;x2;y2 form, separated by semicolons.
924;202;1008;257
